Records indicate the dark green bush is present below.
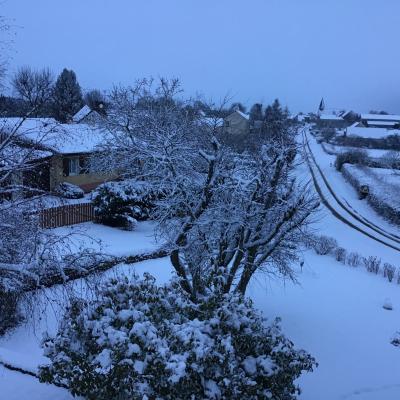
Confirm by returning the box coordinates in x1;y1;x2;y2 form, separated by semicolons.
92;180;163;230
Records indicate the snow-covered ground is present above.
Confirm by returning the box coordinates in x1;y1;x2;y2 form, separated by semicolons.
2;144;400;399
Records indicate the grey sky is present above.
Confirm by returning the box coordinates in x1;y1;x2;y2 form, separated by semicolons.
2;0;400;113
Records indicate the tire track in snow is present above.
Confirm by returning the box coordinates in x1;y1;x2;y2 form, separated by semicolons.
302;131;400;252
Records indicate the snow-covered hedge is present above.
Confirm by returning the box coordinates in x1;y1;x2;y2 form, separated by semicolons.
92;180;163;230
341;164;400;226
54;182;84;199
39;274;316;399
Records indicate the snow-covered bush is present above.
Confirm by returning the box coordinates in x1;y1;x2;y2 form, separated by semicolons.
335;149;368;171
92;180;162;230
383;263;396;282
334;247;347;264
312;235;338;255
39;274;316;400
346;252;361;267
363;256;381;274
54;182;84;199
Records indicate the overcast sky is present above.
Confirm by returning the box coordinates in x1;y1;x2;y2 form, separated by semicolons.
2;0;400;113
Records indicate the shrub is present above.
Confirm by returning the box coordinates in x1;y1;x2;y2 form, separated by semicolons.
334;247;347;263
347;252;361;267
313;235;338;255
0;286;21;335
39;274;316;400
335;149;368;171
54;182;84;199
363;256;381;274
92;180;163;230
383;263;396;282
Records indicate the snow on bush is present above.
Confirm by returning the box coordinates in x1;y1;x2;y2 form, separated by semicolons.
383;263;396;283
363;256;381;274
39;274;316;400
346;252;361;267
92;180;163;230
54;182;84;199
312;235;338;255
334;247;347;264
335;149;368;171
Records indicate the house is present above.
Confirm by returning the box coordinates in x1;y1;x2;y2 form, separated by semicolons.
345;121;400;139
1;117;115;193
72;105;103;124
316;113;348;129
359;113;400;129
223;110;250;136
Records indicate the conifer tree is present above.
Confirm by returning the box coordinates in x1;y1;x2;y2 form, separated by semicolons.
52;68;83;122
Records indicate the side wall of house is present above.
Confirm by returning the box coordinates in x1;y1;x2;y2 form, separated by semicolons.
224;113;249;136
50;154;116;192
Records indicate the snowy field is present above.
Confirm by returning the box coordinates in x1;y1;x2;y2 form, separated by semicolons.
321;142;397;159
1;217;400;399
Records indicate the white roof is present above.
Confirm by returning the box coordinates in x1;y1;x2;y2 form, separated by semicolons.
201;116;224;127
0;117;108;154
235;110;250;120
346;126;400;139
72;105;92;123
320;114;343;121
366;120;398;127
361;113;400;122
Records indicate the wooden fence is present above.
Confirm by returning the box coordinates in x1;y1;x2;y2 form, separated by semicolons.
39;202;95;229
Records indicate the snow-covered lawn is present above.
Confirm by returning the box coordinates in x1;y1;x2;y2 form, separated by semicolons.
53;220;160;256
2;157;400;399
1;236;400;399
321;142;397;159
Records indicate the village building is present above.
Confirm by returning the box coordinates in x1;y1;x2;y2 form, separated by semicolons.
72;105;103;124
223;110;250;136
1;117;115;193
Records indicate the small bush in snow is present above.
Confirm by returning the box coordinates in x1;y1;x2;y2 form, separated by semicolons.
383;263;396;283
54;182;84;199
39;274;316;400
362;256;381;274
346;252;361;267
92;180;163;230
312;235;338;255
334;247;347;264
335;149;368;171
391;332;400;347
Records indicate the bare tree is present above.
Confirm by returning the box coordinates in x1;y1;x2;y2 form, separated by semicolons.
94;78;319;300
12;66;54;114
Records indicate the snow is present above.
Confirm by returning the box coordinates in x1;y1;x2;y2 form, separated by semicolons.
0;117;109;154
321;142;397;159
320;114;343;121
346;125;400;139
235;110;249;120
72;105;92;123
361;113;400;122
2;133;400;399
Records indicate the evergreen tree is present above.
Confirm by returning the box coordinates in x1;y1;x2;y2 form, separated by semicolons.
249;103;263;123
263;99;290;141
52;68;83;122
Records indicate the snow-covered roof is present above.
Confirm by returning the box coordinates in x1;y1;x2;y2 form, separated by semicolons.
365;120;398;127
235;110;249;120
361;113;400;122
319;114;343;121
72;105;92;123
0;117;108;155
346;125;400;139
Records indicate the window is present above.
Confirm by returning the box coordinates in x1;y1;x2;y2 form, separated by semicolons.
69;158;80;176
225;120;230;127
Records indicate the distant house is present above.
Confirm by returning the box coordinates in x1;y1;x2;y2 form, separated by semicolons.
223;110;250;136
359;114;400;129
316;113;348;129
72;105;103;124
1;118;115;193
345;122;400;139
